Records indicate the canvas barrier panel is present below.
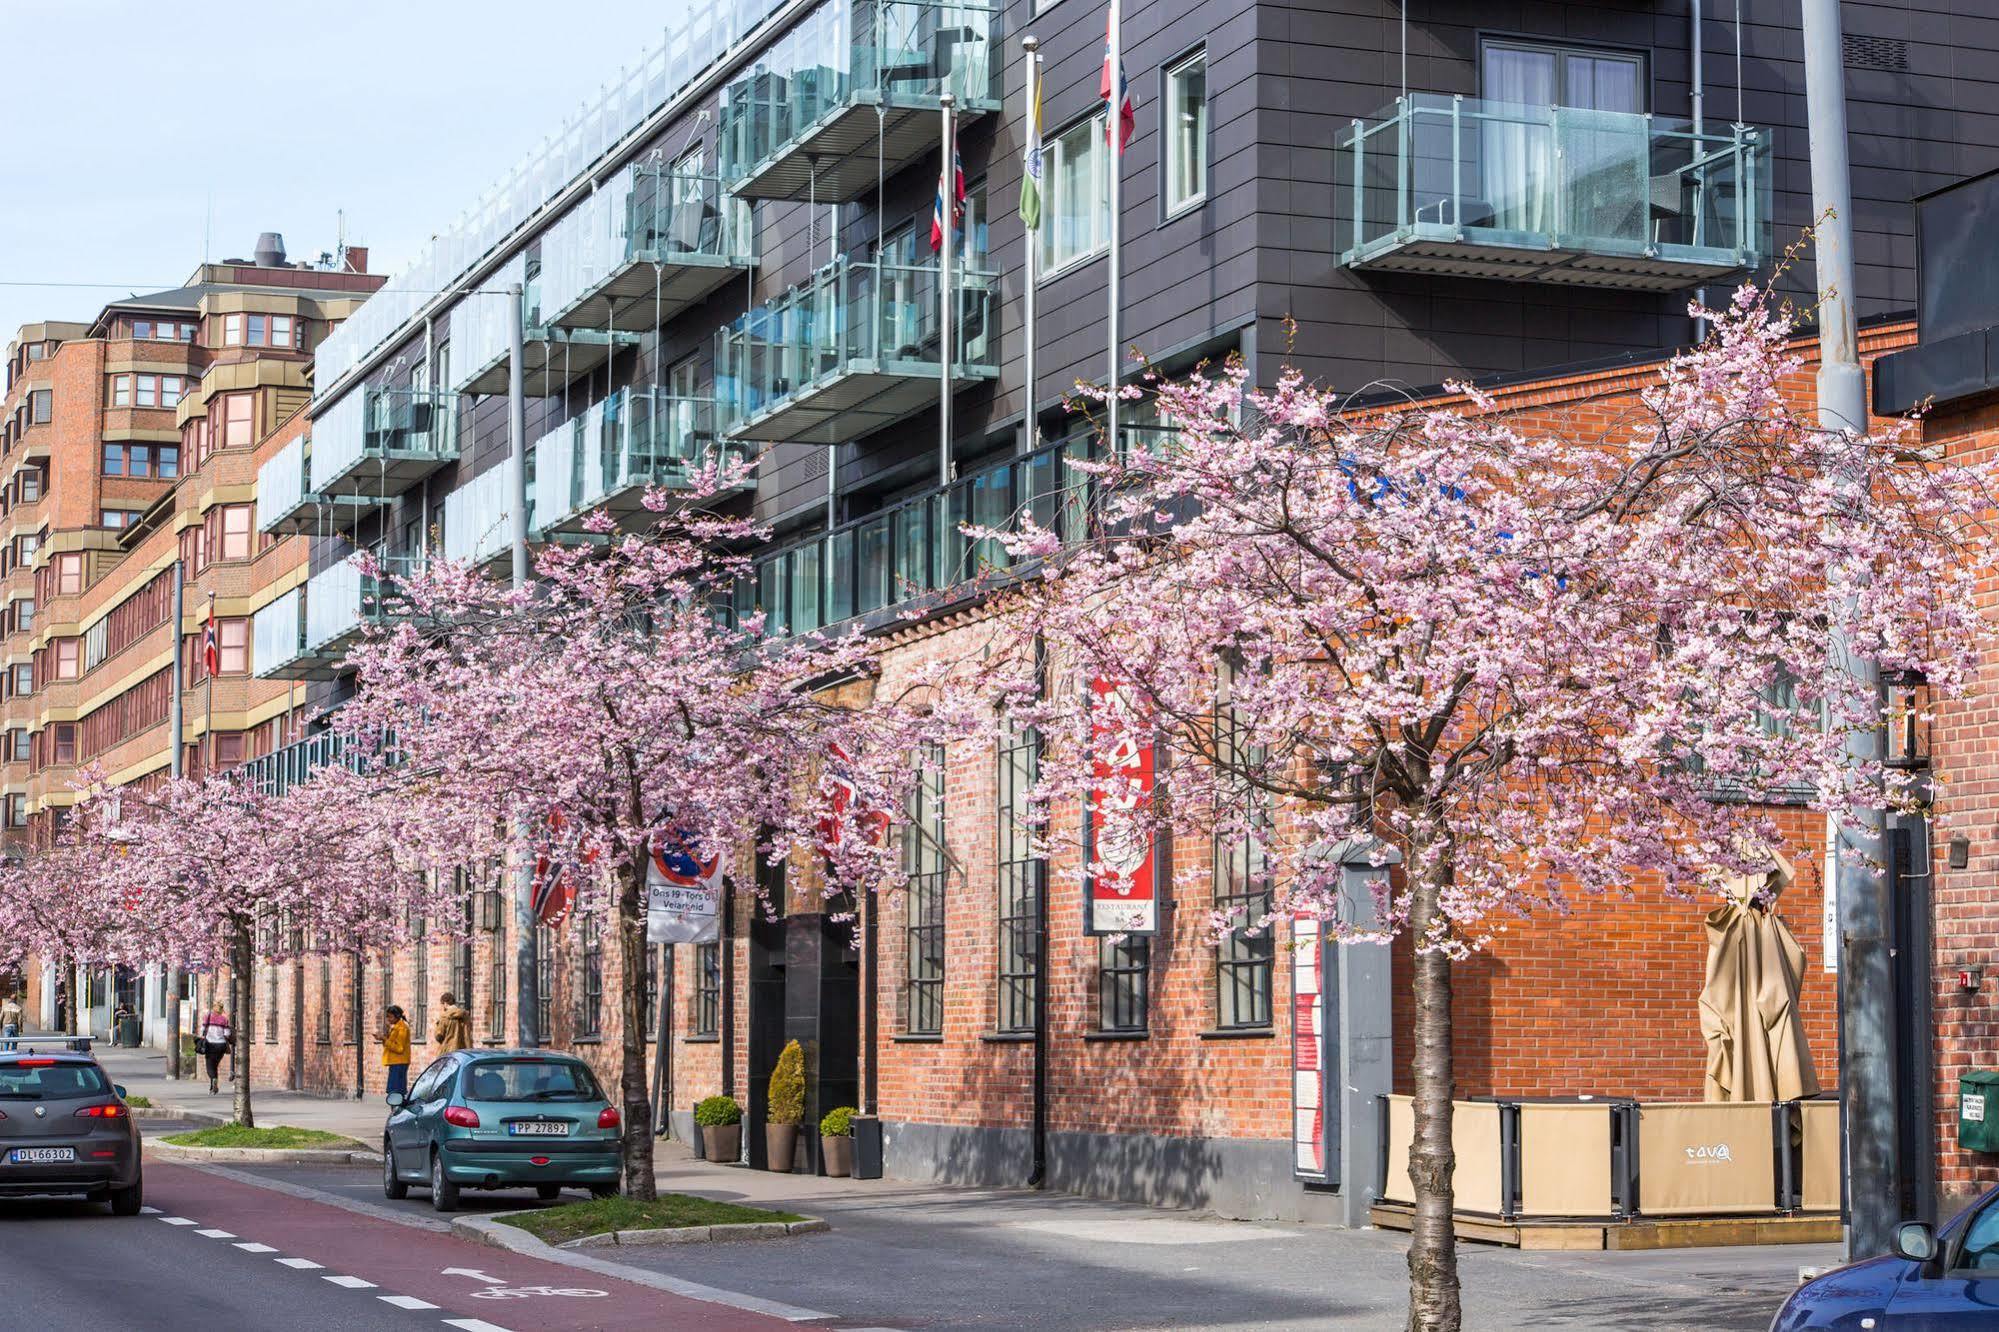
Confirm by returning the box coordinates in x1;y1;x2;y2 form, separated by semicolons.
1518;1102;1617;1217
1378;1095;1504;1215
1635;1101;1778;1215
1798;1099;1840;1213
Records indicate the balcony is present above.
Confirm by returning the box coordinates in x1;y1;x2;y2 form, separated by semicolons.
252;552;413;681
540;164;755;336
450;256;636;398
256;434;382;536
1337;96;1771;291
531;387;748;535
718;0;999;203
739;429;1118;636
443;464;536;569
236;729;366;797
715;255;996;445
309;386;461;502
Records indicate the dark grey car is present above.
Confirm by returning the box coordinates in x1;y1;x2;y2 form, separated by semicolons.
0;1047;142;1213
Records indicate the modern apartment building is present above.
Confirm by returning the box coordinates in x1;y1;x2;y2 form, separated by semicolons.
0;240;384;1034
207;0;1994;1219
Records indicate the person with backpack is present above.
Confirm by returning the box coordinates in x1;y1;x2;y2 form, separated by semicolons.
0;992;22;1050
199;1004;232;1094
432;992;471;1053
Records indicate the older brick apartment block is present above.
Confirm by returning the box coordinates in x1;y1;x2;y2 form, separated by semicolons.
23;0;1999;1224
1;240;383;1032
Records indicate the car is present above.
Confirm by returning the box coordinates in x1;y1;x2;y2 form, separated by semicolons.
382;1049;623;1212
0;1040;142;1215
1772;1188;1999;1329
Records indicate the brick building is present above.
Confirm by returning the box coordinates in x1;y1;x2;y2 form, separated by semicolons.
32;0;1999;1222
0;240;384;1033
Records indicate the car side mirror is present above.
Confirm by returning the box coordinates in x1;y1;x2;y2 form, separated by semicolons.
1894;1220;1940;1268
113;1085;127;1099
385;1092;406;1109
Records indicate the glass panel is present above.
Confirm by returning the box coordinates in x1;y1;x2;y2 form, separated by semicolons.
855;513;893;615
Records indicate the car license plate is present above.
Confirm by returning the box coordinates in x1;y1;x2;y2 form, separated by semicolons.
9;1147;75;1164
508;1121;569;1137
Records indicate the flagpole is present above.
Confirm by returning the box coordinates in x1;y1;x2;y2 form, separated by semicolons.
1021;37;1041;454
939;94;957;489
203;590;215;778
1105;0;1123;457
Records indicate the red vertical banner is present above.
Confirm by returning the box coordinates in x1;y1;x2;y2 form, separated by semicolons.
1084;677;1158;935
1292;914;1330;1181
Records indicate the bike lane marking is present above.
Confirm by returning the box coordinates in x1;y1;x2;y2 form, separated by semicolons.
146;1161;795;1331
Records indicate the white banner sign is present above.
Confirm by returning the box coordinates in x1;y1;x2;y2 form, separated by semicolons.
645;833;723;944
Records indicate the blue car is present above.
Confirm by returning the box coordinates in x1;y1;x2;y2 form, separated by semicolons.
1773;1192;1999;1329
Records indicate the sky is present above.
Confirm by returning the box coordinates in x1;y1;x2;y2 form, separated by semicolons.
0;1;679;341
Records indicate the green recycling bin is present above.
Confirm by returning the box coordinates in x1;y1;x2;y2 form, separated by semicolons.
1960;1071;1999;1153
115;1016;141;1048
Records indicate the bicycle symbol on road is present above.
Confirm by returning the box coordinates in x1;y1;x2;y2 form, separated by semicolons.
468;1284;610;1300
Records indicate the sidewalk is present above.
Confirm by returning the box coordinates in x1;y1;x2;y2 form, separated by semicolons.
93;1044;389;1141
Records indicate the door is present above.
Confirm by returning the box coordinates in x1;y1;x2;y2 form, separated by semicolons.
1479;41;1644;239
389;1058;447;1174
1885;1196;1999;1327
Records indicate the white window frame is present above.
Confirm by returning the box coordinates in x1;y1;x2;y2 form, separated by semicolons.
1163;49;1209;217
1041;109;1111;278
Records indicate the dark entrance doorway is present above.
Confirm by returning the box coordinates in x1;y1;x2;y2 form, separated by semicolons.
745;861;860;1173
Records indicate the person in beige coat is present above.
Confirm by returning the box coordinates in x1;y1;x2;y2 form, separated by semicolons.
432;994;472;1053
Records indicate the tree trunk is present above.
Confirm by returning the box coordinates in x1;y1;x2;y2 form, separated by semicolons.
615;857;656;1200
232;921;255;1129
1405;824;1460;1332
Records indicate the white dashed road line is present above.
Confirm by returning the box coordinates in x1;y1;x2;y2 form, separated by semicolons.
443;1321;516;1332
274;1257;323;1269
138;1206;160;1214
159;1216;197;1225
379;1295;439;1311
322;1274;377;1289
194;1228;236;1238
234;1242;278;1253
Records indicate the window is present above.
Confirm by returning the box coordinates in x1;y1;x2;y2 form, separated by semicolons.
217;615;251;675
50;723;75;764
53;638;79;681
694;943;720;1036
223;313;245;346
29;390;50;425
100;509;141;530
7;730;27;762
3;795;22;829
264;966;279;1043
1042;110;1111;273
1163;51;1208;214
1213;661;1274;1030
213;504;253;561
316;957;332;1043
1479;41;1646;234
53;554;82;597
580;917;604;1039
452;883;475;1008
110;377;130;408
995;723;1042;1034
643;944;659;1043
1098;936;1151;1033
221;393;254;448
903;743;947;1035
1483;40;1644;114
488;909;509;1040
9;664;27;697
15;599;34;632
270;315;294;347
101;443;176;479
534;925;554;1040
19;469;41;503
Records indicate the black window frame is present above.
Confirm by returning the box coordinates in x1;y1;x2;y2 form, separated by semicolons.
1098;935;1151;1034
693;942;721;1037
995;722;1042;1034
903;742;948;1036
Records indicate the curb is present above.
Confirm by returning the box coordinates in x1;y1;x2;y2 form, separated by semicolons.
551;1217;830;1248
129;1105;228;1126
448;1213;831;1322
145;1141;381;1166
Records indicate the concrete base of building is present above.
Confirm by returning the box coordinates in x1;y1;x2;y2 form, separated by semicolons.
880;1119;1353;1224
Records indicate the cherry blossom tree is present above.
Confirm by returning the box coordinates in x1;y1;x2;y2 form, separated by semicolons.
332;494;949;1197
969;288;1993;1332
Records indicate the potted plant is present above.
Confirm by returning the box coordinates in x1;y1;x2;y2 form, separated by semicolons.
820;1105;856;1178
694;1094;742;1164
766;1039;805;1172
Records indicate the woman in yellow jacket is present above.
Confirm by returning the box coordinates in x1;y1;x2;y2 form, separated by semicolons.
379;1005;412;1098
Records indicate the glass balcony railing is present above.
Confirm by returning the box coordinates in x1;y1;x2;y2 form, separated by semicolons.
252;585;310;680
531;387;748;533
256;434;311;535
448;253;635;398
236;729;368;797
719;0;1000;201
1336;95;1771;291
313;0;790;399
253;552;415;681
715;255;996;445
308;386;460;499
443;464;536;568
539;164;755;334
737;428;1141;637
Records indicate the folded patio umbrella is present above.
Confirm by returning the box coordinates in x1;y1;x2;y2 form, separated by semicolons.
1699;847;1822;1103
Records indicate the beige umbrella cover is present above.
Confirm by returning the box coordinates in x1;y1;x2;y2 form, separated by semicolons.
1699;848;1823;1102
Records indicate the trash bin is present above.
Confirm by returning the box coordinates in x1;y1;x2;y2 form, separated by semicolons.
116;1016;141;1049
1959;1071;1999;1153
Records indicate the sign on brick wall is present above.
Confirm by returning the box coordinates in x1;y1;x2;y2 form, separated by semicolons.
1292;914;1332;1183
1084;677;1157;935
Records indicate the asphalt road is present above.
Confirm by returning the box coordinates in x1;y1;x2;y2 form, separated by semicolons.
0;1159;796;1332
236;1160;1827;1331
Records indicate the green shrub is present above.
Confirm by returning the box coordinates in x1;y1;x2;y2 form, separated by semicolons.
694;1094;741;1128
767;1039;805;1127
819;1105;855;1137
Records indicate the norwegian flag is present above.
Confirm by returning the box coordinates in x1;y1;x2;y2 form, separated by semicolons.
929;147;966;253
1100;1;1135;155
202;595;219;676
817;741;891;852
529;808;595;928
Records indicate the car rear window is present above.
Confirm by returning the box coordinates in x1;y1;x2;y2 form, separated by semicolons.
0;1062;111;1100
459;1059;604;1103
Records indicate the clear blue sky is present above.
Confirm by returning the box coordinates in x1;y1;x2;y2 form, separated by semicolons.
0;1;678;340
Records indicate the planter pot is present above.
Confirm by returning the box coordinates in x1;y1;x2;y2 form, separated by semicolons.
821;1134;853;1178
765;1123;800;1173
702;1123;741;1164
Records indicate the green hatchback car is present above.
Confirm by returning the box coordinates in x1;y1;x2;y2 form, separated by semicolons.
382;1050;622;1212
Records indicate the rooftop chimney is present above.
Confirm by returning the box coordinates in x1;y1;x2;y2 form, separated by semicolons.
253;232;287;268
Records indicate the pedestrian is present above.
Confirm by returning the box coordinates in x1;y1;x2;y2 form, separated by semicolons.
432;992;471;1053
112;999;134;1047
379;1005;411;1098
199;1003;232;1095
0;992;21;1050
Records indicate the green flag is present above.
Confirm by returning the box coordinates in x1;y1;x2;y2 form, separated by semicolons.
1018;63;1043;232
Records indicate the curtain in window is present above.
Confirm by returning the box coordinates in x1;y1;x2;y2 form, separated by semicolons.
1558;55;1646;245
1480;47;1556;235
